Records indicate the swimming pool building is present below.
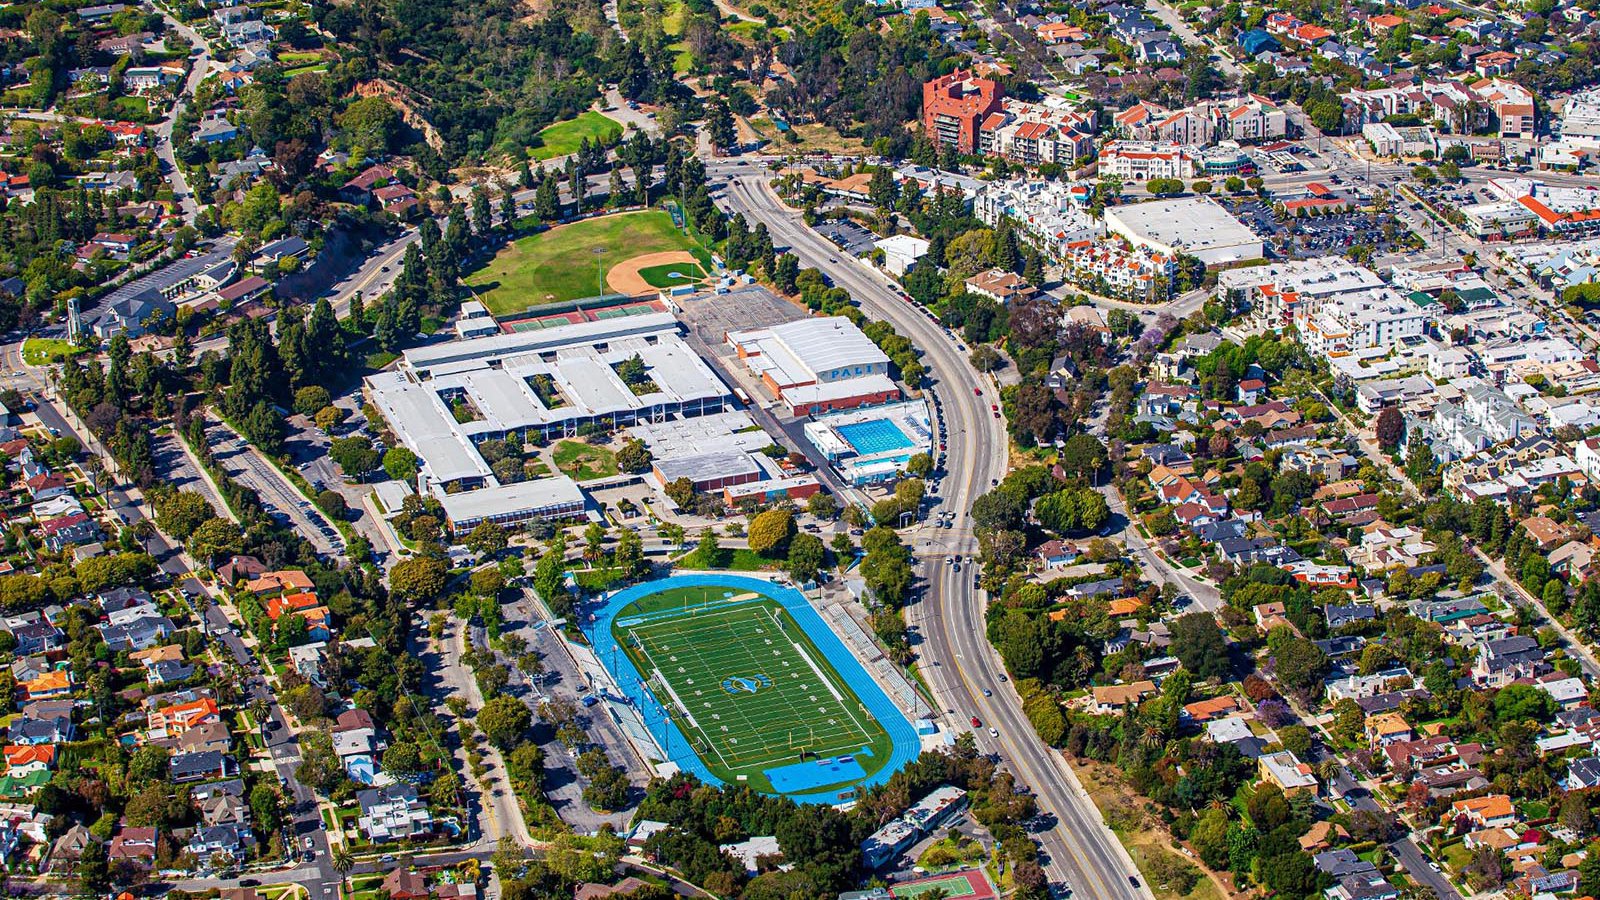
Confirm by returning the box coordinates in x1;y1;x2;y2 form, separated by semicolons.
804;400;933;485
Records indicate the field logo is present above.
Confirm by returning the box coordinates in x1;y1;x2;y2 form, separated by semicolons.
722;674;773;695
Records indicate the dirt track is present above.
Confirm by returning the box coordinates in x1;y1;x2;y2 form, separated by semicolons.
606;250;700;296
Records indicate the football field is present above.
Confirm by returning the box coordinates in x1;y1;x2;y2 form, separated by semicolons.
614;589;893;792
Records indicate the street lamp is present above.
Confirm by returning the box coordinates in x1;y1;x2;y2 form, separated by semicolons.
592;246;607;298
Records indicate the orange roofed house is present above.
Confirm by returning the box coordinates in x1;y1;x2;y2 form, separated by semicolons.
147;698;220;741
1451;794;1516;829
245;570;315;596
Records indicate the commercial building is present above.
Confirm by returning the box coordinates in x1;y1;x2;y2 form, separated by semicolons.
1221;257;1388;332
1104;196;1264;266
923;71;1002;154
1297;289;1430;357
1561;88;1600;148
874;235;929;277
1459;201;1540;240
728;317;896;414
1096;141;1199;180
861;786;967;870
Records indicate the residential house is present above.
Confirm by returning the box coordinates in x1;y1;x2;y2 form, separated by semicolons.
1474;635;1545;686
1258;750;1318;796
1090;681;1157;714
1451;794;1517;829
108;826;157;869
356;784;431;842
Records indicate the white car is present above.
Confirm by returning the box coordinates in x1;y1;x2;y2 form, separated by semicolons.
987;727;998;738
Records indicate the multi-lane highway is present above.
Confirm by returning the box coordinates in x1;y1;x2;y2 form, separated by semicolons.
712;164;1149;899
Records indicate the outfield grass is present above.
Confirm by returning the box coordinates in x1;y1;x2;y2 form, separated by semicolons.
637;261;705;288
464;210;706;314
530;111;623;161
613;589;893;793
22;338;86;366
552;440;618;481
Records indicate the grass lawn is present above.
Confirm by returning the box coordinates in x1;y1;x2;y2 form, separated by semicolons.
637;261;705;288
1440;840;1471;875
464;209;707;314
278;50;323;64
285;63;330;77
22;337;86;366
112;95;149;117
364;350;399;370
552;440;618;481
530;111;623;161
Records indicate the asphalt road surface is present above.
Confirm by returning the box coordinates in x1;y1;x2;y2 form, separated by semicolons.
711;164;1150;899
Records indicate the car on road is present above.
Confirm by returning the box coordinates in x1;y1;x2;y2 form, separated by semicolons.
987;727;998;738
970;716;981;727
241;880;261;887
1129;876;1140;888
974;387;982;396
982;688;992;697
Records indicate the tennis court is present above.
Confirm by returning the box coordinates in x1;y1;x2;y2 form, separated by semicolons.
837;419;915;455
618;598;887;787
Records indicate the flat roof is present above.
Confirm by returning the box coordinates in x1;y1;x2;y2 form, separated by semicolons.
435;476;585;523
1105;196;1262;256
728;317;890;386
654;451;762;484
627;411;773;458
368;313;732;484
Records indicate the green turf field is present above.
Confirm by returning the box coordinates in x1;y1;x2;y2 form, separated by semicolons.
614;588;893;792
530;111;623;161
464;210;710;315
637;261;705;288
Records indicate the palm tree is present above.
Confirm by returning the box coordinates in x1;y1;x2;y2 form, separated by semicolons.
331;847;354;887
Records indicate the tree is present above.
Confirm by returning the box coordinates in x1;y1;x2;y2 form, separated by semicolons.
905;453;933;479
471;568;505;598
186;518;243;563
785;532;826;584
617;438;652;474
1171;613;1230;680
706;98;736;153
465;521;510;555
384;447;420;483
314;405;346;434
478;695;533;748
390;556;449;604
748;508;796;556
611;527;643;580
332;848;355;887
1034;487;1109;536
1375;407;1404;450
293;386;332;417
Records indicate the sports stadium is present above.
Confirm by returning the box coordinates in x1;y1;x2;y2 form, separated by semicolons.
589;574;920;804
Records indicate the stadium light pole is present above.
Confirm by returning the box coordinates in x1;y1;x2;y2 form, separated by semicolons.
593;246;607;298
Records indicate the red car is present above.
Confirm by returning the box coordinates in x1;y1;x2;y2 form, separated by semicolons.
974;387;982;396
970;716;981;728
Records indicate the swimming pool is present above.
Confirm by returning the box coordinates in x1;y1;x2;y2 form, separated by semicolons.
837;418;914;455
